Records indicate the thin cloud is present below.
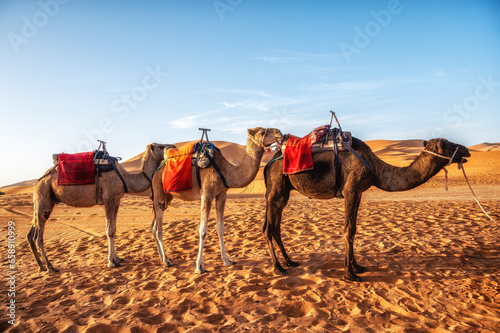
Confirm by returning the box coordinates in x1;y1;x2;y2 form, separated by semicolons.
170;115;200;129
257;49;340;64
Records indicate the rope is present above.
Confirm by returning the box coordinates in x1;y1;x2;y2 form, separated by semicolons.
423;146;459;166
424;147;495;222
459;163;496;222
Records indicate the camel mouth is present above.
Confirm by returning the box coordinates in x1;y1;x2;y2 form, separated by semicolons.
459;148;471;163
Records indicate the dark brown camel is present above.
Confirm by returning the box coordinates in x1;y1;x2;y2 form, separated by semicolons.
263;137;470;281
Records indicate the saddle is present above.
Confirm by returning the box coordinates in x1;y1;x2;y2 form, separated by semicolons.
53;141;128;192
192;141;227;188
280;125;353;154
161;129;228;192
276;123;371;176
53;151;120;173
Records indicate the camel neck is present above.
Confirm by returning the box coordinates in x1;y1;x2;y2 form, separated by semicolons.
371;150;447;192
221;138;264;188
121;151;161;193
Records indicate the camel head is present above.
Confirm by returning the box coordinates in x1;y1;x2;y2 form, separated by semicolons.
423;138;471;164
147;143;177;161
247;127;283;150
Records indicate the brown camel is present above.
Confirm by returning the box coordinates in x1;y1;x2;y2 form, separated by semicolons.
263;137;470;281
27;143;174;272
151;127;283;273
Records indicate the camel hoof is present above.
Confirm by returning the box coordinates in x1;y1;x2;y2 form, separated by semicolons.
108;261;121;268
116;257;125;263
166;259;173;268
344;273;361;282
354;264;366;274
224;260;236;266
286;260;300;268
195;266;207;274
275;267;288;276
48;268;59;273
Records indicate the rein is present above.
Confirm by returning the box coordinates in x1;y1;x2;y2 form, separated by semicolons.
423;146;459;166
459;163;496;222
424;147;495;222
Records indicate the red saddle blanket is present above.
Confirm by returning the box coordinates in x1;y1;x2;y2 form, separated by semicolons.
283;134;313;175
57;152;96;185
163;143;195;192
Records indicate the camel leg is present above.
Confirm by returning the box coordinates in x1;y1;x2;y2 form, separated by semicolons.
264;192;288;275
28;195;58;272
195;195;213;274
343;190;364;282
270;191;299;268
104;199;121;268
26;225;45;270
151;204;173;267
27;197;46;271
34;217;58;273
215;191;235;267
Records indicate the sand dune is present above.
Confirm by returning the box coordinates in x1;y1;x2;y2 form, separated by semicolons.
1;138;499;331
468;142;500;152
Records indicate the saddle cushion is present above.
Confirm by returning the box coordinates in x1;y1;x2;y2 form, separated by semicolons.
57;152;96;185
192;142;215;168
310;125;330;144
162;143;195;192
283;134;314;175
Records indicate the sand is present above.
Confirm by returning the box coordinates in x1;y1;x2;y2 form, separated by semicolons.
1;140;499;332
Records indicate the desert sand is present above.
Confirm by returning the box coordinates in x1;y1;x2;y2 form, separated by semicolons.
1;140;499;332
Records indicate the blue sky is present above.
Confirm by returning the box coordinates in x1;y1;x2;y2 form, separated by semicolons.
1;0;499;187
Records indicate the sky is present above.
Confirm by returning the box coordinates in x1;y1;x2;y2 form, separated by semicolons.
0;0;499;187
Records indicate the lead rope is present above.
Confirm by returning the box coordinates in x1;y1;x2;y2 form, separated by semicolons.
458;162;496;222
424;147;458;191
423;147;495;222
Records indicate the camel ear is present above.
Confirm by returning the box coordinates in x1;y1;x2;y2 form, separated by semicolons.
423;141;428;147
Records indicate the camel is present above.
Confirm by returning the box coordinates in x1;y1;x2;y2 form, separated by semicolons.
263;137;470;281
27;142;174;272
151;127;283;273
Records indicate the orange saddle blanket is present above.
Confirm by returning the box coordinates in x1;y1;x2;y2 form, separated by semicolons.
283;134;313;175
163;143;195;192
57;152;96;185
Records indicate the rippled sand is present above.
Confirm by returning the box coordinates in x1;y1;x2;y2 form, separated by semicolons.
1;187;499;332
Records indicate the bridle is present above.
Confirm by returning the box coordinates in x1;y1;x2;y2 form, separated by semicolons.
423;146;460;166
249;128;282;152
424;145;495;221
